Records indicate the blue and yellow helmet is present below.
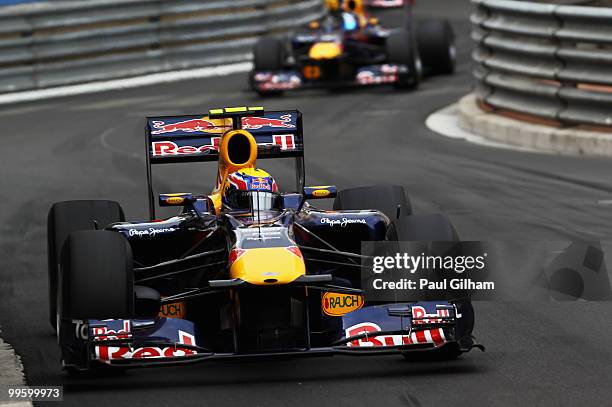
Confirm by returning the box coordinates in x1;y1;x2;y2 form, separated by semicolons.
223;168;280;212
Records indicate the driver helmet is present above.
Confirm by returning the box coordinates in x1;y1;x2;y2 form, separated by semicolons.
343;0;363;13
325;0;340;11
223;168;280;213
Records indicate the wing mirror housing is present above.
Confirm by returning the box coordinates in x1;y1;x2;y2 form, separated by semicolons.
159;193;196;207
303;185;337;199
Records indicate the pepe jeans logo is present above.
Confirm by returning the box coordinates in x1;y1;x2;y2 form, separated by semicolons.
128;227;177;237
320;217;367;227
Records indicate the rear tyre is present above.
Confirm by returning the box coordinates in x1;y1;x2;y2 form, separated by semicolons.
386;30;422;89
415;18;456;75
252;36;286;96
333;185;412;220
58;230;133;375
47;200;125;330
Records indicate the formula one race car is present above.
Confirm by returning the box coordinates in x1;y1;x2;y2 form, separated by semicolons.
250;0;454;95
48;107;481;375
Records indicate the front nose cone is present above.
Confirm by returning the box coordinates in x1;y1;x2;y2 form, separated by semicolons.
229;247;305;285
309;42;343;60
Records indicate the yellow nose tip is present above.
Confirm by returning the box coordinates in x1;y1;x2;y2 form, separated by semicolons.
229;247;305;285
309;42;343;60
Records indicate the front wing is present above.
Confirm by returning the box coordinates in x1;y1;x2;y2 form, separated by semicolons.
251;64;411;93
68;301;482;370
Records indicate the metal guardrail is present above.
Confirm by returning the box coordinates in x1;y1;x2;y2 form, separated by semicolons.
471;0;612;127
0;0;325;93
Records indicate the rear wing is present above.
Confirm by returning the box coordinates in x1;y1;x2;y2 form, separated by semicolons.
146;110;303;164
144;109;305;219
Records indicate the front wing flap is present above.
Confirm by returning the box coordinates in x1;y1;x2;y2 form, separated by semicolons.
251;64;409;92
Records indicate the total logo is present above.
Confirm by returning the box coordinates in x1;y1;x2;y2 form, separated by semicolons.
95;330;197;362
322;292;364;316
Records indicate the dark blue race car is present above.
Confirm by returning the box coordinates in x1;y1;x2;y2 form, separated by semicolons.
250;1;455;95
47;107;482;375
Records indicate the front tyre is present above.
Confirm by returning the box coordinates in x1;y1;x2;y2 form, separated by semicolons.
386;30;422;90
252;36;286;96
47;200;125;330
416;18;456;75
58;230;133;375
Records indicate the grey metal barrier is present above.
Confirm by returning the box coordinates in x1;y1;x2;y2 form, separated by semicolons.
0;0;325;93
472;0;612;127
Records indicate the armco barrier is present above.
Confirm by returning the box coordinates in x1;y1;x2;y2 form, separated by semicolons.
471;0;612;127
0;0;325;93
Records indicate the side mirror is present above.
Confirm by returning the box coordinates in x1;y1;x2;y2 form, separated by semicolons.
159;193;196;207
303;185;337;199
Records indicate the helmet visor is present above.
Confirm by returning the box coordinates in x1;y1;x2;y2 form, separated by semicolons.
225;190;282;213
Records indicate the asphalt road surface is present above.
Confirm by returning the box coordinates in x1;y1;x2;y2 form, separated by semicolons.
0;1;611;406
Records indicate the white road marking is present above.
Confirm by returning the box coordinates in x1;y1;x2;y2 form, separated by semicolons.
597;200;612;205
0;329;31;407
425;103;546;154
0;61;253;106
69;95;168;112
99;128;141;160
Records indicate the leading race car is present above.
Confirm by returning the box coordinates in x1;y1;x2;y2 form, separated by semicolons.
48;107;482;375
250;0;455;95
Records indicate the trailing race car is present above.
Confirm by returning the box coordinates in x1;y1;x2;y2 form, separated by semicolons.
250;0;455;95
48;107;482;375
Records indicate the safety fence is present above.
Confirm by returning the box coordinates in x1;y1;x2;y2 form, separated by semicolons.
471;0;612;127
0;0;325;93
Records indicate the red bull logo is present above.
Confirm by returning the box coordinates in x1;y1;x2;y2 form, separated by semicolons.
95;330;196;361
250;177;271;191
151;135;295;157
152;137;221;157
345;322;446;347
410;305;451;325
92;320;130;341
151;118;230;135
241;115;295;130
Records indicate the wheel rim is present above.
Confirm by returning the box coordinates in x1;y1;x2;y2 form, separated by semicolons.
449;44;457;63
415;56;423;79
